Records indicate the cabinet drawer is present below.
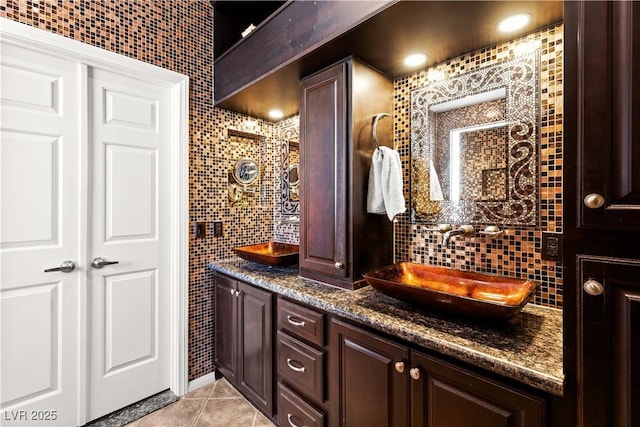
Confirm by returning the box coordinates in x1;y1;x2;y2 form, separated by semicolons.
277;383;325;427
277;298;325;347
277;331;325;402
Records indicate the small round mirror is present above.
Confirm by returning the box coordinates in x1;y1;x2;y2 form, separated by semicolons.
233;158;259;185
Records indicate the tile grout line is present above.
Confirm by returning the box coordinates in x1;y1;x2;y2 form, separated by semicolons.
190;381;216;427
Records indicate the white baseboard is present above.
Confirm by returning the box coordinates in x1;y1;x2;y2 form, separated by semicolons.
187;371;217;392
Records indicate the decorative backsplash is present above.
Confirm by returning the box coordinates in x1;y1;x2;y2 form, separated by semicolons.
394;25;564;308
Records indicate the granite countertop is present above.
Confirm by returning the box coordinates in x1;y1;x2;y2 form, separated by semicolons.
208;258;564;396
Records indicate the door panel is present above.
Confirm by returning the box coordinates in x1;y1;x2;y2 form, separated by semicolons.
331;319;410;427
1;131;59;247
105;144;157;241
237;282;273;415
578;1;640;229
214;274;237;383
1;284;60;405
0;44;80;426
578;256;640;427
88;67;171;421
103;270;157;373
299;63;348;278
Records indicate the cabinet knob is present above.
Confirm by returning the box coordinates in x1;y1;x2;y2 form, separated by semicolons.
334;261;345;269
394;361;405;373
410;367;421;380
584;279;604;296
584;193;605;209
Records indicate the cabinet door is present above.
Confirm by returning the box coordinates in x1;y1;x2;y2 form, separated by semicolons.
299;62;349;279
214;273;237;383
237;281;273;416
331;319;410;427
411;351;545;427
578;256;640;427
573;1;640;229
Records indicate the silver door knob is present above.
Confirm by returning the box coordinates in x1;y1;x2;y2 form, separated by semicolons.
410;367;421;380
394;361;405;373
584;193;605;209
334;261;345;269
44;260;76;273
91;257;119;269
584;279;604;296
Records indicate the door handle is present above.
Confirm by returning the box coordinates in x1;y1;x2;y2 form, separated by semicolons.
91;257;119;269
44;260;76;273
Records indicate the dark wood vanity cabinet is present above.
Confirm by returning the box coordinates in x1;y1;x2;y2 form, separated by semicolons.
411;352;545;427
275;297;329;427
213;273;274;416
330;319;546;427
299;57;393;290
565;2;640;426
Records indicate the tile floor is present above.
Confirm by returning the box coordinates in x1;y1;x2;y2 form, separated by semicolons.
126;379;275;427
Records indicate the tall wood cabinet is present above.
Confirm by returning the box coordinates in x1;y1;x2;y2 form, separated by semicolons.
565;2;640;426
213;273;274;416
299;57;394;289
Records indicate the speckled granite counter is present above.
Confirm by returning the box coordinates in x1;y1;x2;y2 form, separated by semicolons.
209;258;564;396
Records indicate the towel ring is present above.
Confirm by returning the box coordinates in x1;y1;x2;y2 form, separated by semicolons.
372;113;397;151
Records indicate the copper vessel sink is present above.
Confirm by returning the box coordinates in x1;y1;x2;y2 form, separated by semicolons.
363;263;537;320
233;242;299;266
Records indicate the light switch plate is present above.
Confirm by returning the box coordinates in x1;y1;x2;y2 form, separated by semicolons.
542;232;563;261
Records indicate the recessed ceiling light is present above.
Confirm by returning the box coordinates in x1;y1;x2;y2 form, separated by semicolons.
268;109;284;120
497;13;532;33
404;53;427;68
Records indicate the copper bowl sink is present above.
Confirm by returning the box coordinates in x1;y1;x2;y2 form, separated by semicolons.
363;262;537;320
233;242;299;266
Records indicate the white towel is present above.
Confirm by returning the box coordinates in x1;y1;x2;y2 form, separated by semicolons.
367;146;406;221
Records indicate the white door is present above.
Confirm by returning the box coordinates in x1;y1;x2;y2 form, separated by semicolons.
0;45;81;426
87;68;172;421
1;29;183;425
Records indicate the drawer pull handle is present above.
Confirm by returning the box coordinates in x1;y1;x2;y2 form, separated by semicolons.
287;413;305;427
287;315;306;327
286;358;306;373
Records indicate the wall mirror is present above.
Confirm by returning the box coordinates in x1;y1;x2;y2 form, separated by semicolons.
410;50;540;226
280;121;300;215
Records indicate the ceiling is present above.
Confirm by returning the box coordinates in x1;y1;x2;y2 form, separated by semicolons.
214;1;563;121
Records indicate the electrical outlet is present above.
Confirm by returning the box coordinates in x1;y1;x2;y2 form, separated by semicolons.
542;232;563;261
194;222;206;238
213;221;223;237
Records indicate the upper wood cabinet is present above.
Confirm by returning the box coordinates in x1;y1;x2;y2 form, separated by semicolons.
571;0;640;230
299;57;393;290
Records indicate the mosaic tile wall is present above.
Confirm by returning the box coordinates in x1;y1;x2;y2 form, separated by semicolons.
1;0;278;381
274;116;301;244
393;25;564;308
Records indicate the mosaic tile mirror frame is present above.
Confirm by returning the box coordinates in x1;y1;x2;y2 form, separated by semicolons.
280;121;300;215
410;50;540;227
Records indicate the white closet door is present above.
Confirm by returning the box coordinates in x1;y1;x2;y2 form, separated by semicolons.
0;45;81;426
87;68;172;421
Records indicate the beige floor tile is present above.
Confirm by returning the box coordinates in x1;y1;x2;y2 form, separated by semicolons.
184;382;215;399
194;399;256;426
253;412;276;427
136;398;206;427
210;379;243;399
